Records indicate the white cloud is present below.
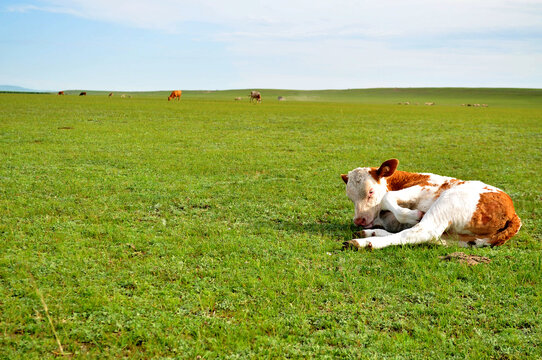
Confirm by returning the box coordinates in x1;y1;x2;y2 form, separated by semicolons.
8;0;542;36
226;37;541;89
5;0;542;88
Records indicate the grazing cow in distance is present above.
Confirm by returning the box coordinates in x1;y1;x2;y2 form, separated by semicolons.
235;97;242;101
278;96;285;101
168;90;182;101
341;159;521;250
109;92;113;97
250;91;262;103
58;91;65;95
79;92;87;96
424;102;434;106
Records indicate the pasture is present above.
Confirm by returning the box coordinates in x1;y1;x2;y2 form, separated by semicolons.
0;89;541;358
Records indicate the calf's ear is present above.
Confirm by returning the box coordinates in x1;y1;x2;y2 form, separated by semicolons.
341;174;349;184
377;159;399;178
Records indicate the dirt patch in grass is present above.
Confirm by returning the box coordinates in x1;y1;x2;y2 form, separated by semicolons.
439;252;491;265
57;126;73;130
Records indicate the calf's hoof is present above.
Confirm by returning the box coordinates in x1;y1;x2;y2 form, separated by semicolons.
342;239;373;251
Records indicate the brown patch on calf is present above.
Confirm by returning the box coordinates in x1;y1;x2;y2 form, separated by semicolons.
466;191;521;246
434;179;465;199
368;159;430;190
341;174;349;184
384;171;431;191
397;199;417;209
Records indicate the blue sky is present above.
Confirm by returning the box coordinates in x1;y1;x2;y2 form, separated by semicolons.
1;0;541;91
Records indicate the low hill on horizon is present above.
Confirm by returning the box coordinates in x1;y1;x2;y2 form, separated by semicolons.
3;87;541;107
0;85;47;92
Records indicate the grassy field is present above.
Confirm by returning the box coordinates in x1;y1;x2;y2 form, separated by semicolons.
62;87;542;107
0;89;541;358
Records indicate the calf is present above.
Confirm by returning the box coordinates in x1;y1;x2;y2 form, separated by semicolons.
341;159;521;249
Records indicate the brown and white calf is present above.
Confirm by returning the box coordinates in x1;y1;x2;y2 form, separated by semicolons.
341;159;521;249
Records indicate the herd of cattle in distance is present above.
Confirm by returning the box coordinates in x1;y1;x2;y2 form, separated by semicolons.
56;91;487;106
56;89;272;103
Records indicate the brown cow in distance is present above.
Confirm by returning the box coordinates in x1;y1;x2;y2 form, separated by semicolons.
58;91;65;95
168;90;182;101
108;92;113;97
250;91;261;103
79;92;87;96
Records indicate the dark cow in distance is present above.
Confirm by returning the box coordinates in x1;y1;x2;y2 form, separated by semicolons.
168;90;182;101
58;91;65;95
250;91;261;103
79;92;87;96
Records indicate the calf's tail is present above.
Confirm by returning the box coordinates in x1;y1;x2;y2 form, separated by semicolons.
489;213;522;247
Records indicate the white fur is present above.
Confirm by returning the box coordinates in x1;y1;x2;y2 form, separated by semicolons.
345;165;508;249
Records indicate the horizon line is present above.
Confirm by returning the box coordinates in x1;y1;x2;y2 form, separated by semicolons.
2;86;542;93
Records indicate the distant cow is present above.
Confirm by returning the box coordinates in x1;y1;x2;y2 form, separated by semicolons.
424;102;434;106
108;92;113;97
234;97;242;101
58;91;65;95
278;96;285;101
250;91;261;103
168;90;182;101
79;92;87;96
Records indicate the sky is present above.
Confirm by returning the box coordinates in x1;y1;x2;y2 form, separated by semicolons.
1;0;541;91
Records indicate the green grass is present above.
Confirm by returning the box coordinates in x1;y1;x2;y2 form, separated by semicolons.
0;89;541;358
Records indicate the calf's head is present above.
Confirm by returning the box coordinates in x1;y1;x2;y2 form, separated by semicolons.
341;159;398;228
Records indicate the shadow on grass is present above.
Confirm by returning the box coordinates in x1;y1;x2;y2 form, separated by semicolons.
268;219;357;238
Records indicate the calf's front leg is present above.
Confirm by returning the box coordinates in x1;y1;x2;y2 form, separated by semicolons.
381;189;424;225
349;199;451;249
349;222;443;249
